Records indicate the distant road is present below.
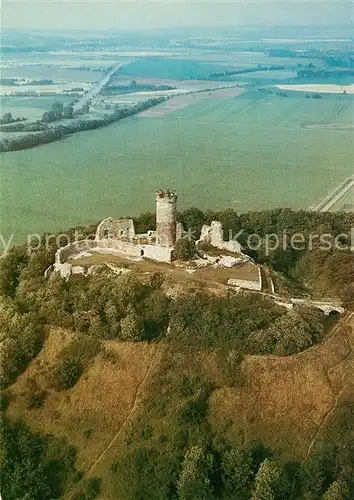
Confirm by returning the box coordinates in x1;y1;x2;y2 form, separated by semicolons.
309;175;354;212
72;62;130;114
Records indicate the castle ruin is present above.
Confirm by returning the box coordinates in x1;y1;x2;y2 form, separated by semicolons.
52;189;262;291
94;189;182;263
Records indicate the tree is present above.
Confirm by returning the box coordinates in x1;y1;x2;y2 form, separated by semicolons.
323;481;347;500
1;112;13;124
1;418;76;500
42;110;58;123
177;445;214;500
251;458;281;500
0;244;29;297
120;306;144;341
179;207;206;237
51;101;63;113
63;105;74;119
173;238;196;261
221;448;253;498
52;357;83;391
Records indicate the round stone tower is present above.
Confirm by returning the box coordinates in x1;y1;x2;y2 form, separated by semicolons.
155;189;177;247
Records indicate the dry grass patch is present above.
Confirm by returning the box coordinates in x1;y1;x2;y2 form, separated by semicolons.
194;261;259;284
208;315;354;462
6;329;157;472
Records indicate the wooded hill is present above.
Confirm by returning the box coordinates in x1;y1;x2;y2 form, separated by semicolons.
1;208;353;499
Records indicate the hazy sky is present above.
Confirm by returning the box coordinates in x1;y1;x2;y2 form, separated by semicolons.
1;0;352;30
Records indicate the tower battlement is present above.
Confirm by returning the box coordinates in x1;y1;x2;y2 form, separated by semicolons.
155;189;177;202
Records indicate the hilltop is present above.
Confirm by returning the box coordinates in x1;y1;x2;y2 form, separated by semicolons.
1;207;354;500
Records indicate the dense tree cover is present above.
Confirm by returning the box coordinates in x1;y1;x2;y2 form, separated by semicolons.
248;305;325;355
0;120;50;132
168;293;287;352
294;249;354;307
102;82;177;95
1;418;76;500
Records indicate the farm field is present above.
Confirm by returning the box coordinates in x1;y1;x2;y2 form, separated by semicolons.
276;83;354;94
1;91;353;244
159;90;354;128
0;95;76;119
168;50;324;69
0;65;103;84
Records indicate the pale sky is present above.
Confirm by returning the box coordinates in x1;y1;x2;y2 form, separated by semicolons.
1;0;352;31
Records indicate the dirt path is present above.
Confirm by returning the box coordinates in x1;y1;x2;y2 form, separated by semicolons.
65;343;163;500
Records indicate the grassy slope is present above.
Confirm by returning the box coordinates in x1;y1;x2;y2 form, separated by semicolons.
6;328;158;474
6;313;354;498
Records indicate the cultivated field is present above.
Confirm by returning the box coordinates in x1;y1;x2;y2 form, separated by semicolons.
0;95;76;119
157;90;354;128
276;83;354;94
138;87;245;117
2;90;353;243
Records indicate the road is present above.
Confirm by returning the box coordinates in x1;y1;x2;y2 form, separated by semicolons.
72;62;129;114
309;175;354;212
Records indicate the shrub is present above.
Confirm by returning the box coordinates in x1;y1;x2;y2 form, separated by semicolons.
52;357;83;391
173;238;196;261
120;307;144;341
52;336;100;391
0;391;10;411
72;478;101;500
221;350;246;387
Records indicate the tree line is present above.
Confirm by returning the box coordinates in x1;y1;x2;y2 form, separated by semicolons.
0;97;166;152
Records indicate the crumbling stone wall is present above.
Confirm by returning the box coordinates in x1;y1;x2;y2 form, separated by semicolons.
198;221;242;254
227;266;262;291
98;239;142;257
95;218;135;241
142;244;173;262
55;239;98;264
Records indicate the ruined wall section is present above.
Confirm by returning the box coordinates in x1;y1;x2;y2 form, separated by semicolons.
198;221;242;254
55;239;98;264
155;190;177;247
227;267;262;291
142;245;173;262
96;218;135;241
98;239;142;257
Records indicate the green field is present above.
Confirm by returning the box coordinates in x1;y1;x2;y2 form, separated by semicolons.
162;91;354;127
1;91;353;244
0;95;76;120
